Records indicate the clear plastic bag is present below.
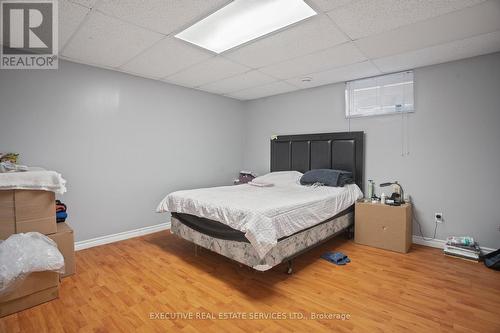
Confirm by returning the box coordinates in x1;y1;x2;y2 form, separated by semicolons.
0;232;65;296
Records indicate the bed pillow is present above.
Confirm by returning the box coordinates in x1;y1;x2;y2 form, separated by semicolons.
300;169;353;187
252;171;303;186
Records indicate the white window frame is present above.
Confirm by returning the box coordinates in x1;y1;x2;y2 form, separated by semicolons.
345;71;415;118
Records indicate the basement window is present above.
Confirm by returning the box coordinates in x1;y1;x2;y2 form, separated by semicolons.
345;71;414;118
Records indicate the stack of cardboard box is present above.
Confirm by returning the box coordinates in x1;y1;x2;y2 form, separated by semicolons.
0;189;75;317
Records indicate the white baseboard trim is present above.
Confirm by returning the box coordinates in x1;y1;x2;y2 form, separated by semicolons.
412;235;495;254
75;222;171;251
75;225;496;254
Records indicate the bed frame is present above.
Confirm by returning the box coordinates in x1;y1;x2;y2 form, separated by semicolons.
171;131;364;274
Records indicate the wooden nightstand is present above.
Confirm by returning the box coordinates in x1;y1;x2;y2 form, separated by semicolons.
355;201;412;253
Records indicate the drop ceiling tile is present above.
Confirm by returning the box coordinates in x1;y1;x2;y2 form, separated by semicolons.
59;0;91;50
226;81;299;100
285;61;381;89
53;0;500;101
164;57;250;88
374;31;500;73
199;70;276;94
327;0;486;40
120;37;213;79
308;0;357;12
355;0;500;59
62;11;164;68
224;15;348;68
259;42;366;80
95;0;230;34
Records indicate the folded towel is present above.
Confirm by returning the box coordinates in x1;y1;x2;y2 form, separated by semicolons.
0;169;66;194
56;200;66;210
56;211;67;219
0;161;28;173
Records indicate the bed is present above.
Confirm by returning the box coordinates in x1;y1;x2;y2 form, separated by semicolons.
157;132;364;273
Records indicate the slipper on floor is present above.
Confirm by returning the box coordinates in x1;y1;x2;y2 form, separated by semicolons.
321;252;351;265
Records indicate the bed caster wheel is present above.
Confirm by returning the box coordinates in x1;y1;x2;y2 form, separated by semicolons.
286;260;293;275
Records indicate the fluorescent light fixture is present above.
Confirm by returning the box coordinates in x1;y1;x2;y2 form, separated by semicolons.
175;0;317;54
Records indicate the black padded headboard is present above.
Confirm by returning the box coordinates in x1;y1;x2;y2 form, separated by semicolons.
270;132;364;191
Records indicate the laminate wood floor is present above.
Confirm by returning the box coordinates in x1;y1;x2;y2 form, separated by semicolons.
1;231;499;332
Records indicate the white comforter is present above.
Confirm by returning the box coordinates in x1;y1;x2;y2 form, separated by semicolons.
0;168;67;194
157;173;362;258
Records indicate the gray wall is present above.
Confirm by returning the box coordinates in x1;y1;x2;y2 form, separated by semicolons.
1;54;499;249
242;53;500;249
0;60;244;242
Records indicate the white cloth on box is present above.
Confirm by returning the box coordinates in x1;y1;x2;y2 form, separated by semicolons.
0;232;65;296
157;171;362;259
0;169;67;194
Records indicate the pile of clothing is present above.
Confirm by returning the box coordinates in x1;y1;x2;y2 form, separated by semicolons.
0;153;28;173
56;200;68;223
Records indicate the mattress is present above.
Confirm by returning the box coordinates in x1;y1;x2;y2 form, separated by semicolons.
172;205;354;243
171;211;353;271
157;175;362;258
171;212;249;242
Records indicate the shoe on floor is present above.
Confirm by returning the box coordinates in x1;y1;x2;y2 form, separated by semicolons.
321;252;350;265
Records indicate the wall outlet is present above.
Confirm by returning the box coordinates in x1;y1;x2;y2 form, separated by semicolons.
435;213;444;223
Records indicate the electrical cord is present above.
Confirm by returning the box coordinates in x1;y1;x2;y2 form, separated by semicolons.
413;210;438;241
413;210;485;259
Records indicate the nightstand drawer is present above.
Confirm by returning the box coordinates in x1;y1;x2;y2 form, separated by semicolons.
355;202;412;253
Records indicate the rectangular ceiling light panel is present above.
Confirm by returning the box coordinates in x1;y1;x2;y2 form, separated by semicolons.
175;0;317;53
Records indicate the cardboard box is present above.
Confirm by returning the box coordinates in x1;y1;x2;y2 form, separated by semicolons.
0;190;57;240
0;271;59;317
48;223;75;278
355;201;412;253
